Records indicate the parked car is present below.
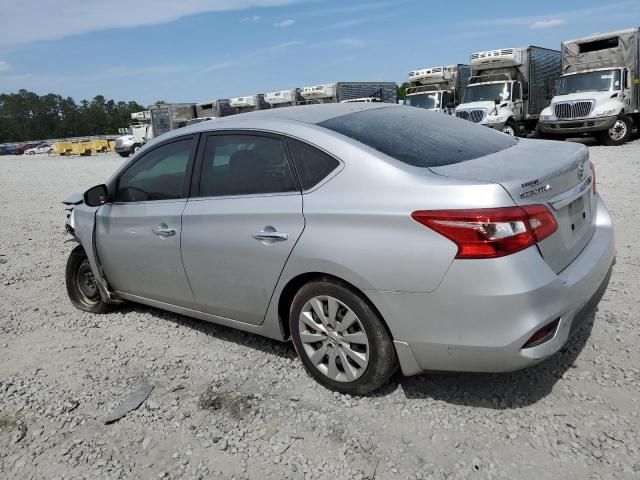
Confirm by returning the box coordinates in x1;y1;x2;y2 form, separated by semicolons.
0;145;18;155
14;143;40;155
63;104;615;394
24;143;52;155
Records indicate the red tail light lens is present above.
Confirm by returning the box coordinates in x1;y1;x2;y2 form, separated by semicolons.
411;205;557;259
589;161;596;194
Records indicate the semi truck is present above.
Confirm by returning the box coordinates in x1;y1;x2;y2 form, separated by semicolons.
455;46;561;136
404;64;470;113
114;111;153;157
196;99;234;118
299;82;397;104
264;89;304;108
150;103;197;138
230;94;269;114
538;27;640;145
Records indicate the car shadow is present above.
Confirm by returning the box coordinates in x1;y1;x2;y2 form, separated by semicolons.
117;303;297;361
117;303;595;408
391;312;596;409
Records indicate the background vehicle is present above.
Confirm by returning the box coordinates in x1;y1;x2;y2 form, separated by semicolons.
404;64;470;113
456;47;561;136
264;89;304;108
196;99;234;119
299;82;397;104
230;94;270;114
14;143;40;155
0;145;18;155
115;111;153;157
538;27;640;145
150;103;197;137
185;117;215;127
65;104;614;395
24;143;52;155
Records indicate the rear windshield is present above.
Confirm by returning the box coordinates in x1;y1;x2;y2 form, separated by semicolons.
318;106;517;167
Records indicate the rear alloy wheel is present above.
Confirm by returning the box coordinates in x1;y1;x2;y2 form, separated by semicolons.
290;280;397;394
502;119;517;137
65;246;111;313
598;115;631;146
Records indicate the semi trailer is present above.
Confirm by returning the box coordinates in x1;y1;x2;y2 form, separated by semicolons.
538;27;640;145
196;99;234;118
264;89;304;108
299;82;397;104
150;103;197;137
404;64;470;113
230;94;269;114
455;46;561;136
114;111;154;157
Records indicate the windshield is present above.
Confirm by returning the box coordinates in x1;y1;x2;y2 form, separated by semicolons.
463;82;510;103
557;70;621;95
405;92;440;109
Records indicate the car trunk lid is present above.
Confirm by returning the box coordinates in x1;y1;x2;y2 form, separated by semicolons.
429;139;596;273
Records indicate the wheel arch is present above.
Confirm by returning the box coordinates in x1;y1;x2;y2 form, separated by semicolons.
275;271;395;342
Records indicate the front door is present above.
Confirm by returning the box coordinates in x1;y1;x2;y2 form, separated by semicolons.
96;136;197;305
181;133;304;325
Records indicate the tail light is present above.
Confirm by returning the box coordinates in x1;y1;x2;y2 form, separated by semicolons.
411;205;557;259
589;161;596;194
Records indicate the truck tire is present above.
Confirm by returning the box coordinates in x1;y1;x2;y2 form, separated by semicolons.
117;152;130;158
597;115;631;146
535;125;564;141
502;119;517;137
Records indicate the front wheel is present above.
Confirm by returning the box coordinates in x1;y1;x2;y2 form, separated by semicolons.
501;119;518;136
65;246;111;313
290;280;398;395
597;115;631;146
117;152;130;158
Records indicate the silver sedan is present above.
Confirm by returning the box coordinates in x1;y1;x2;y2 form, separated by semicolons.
64;103;615;394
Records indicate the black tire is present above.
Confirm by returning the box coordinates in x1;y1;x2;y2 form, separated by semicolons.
501;118;518;137
290;279;398;395
65;246;111;314
117;152;130;158
132;145;141;154
597;115;632;146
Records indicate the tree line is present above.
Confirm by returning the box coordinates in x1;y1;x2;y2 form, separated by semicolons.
0;90;146;143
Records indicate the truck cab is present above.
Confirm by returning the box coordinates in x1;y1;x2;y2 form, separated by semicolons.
456;47;561;137
115;111;153;158
404;65;469;114
538;29;639;145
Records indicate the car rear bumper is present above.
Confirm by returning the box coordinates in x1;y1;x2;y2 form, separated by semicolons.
538;116;616;135
368;195;615;375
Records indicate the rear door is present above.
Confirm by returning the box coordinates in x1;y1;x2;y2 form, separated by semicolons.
181;132;304;325
96;136;197;305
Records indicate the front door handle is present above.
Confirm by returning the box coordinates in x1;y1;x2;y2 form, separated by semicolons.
152;225;176;237
252;231;288;242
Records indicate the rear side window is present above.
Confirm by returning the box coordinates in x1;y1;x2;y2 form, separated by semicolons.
288;139;340;190
318;106;517;168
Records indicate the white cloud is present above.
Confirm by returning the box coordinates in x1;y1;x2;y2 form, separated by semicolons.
273;19;295;27
0;61;12;72
0;0;302;46
241;15;261;22
530;19;567;30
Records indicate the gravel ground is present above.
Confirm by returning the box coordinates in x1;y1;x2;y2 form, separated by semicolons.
1;138;639;480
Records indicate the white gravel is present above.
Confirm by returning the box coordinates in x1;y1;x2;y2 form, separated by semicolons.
1;139;639;480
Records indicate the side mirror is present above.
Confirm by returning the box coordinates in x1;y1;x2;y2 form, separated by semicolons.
83;184;108;207
522;93;529;101
446;102;455;109
494;98;501;105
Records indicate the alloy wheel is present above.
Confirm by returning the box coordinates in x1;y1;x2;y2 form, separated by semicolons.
298;296;370;382
609;120;627;141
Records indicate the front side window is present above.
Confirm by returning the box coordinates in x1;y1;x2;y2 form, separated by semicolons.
197;134;297;197
115;138;193;202
512;82;521;101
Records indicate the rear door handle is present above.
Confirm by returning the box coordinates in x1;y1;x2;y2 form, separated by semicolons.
152;225;176;237
252;231;288;241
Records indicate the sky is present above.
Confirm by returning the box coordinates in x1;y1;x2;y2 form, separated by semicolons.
0;0;638;105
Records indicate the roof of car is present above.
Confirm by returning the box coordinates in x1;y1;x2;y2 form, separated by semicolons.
180;102;397;135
